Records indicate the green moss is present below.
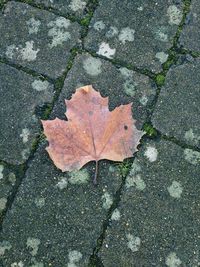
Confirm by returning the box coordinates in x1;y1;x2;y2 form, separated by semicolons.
117;160;132;178
143;123;158;138
80;15;91;27
156;74;165;86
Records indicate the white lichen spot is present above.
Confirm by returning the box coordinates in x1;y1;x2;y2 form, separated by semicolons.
184;149;200;165
126;174;146;191
166;252;182;267
5;44;16;59
111;208;121;221
167;181;183;199
102;191;113;210
8;172;16;185
67;250;82;267
155;28;168;42
26;18;41;34
118;27;135;44
31;80;49;91
155;52;168;64
26;238;41;256
11;262;24;267
83;56;102;76
0;241;12;256
20;41;40;61
48;17;71;48
0;198;7;212
184;129;200;145
69;169;89;185
139;95;148;106
69;0;86;11
97;42;116;59
167;5;182;25
105;26;119;38
126;234;141;252
108;165;116;173
119;67;132;78
144;146;158;162
123;79;138;97
20;128;30;143
56;177;68;190
0;165;4;180
137;6;144;11
129;161;141;175
34;197;45;208
21;148;30;160
93;21;106;31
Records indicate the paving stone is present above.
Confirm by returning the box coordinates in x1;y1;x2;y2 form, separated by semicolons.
0;1;81;79
152;59;200;148
179;0;200;52
52;53;156;128
0;143;123;266
84;0;184;73
33;0;89;17
99;139;200;266
0;63;54;164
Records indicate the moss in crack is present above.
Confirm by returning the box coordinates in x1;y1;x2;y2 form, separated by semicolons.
155;74;165;87
162;50;178;71
143;123;158;138
117;159;133;178
172;0;191;47
81;0;99;39
80;14;91;27
0;0;6;9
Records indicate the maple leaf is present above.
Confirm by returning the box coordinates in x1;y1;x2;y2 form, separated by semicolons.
42;85;144;184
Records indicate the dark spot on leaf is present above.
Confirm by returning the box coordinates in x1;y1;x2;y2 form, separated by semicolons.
124;125;128;130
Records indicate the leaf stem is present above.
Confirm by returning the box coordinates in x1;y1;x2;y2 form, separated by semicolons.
93;160;98;185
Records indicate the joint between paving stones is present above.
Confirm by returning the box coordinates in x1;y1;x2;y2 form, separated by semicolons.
0;134;43;231
0;0;7;10
142;122;200;153
82;48;156;79
80;0;99;42
145;0;193;140
0;57;54;83
88;159;134;267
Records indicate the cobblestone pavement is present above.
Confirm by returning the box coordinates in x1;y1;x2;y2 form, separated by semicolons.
0;0;200;266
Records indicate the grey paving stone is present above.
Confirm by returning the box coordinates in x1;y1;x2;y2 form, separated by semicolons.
33;0;89;17
0;63;54;164
84;0;184;73
0;1;81;79
0;143;123;266
52;53;156;128
152;59;200;148
179;0;200;52
99;139;200;267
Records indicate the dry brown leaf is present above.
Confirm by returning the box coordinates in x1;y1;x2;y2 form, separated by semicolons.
42;85;144;184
